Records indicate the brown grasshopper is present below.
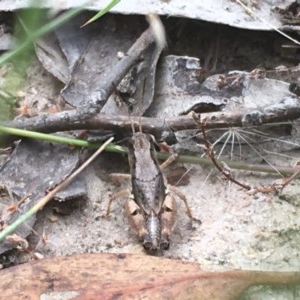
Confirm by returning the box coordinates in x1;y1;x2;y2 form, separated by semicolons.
104;14;199;251
105;130;199;251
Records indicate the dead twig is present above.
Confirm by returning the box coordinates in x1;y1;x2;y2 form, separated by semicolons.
281;168;300;188
196;113;251;191
264;167;300;194
196;114;299;194
197;112;300;194
4;96;300;137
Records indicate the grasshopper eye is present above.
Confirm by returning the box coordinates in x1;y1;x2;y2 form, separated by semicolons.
160;237;170;250
143;241;160;251
142;236;153;251
143;241;152;250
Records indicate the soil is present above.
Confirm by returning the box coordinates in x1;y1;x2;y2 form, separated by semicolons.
1;15;300;299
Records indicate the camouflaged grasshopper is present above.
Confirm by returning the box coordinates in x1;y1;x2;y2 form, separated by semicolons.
104;14;199;251
127;132;176;251
105;130;199;251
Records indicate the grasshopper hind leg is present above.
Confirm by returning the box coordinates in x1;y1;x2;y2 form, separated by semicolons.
167;185;201;224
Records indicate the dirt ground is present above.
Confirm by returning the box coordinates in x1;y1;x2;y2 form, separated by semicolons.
2;15;300;299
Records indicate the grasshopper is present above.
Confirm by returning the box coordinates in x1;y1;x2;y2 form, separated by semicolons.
104;14;199;251
105;130;199;251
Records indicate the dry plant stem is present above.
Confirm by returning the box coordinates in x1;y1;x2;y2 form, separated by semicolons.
200;122;251;191
159;154;178;170
0;137;114;242
157;152;300;176
5;101;300;135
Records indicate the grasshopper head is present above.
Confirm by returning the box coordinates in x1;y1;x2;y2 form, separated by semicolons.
126;207;165;251
143;210;170;251
143;194;177;251
126;197;177;251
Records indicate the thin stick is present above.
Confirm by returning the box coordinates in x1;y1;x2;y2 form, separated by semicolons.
199;119;251;191
0;137;114;242
278;168;300;191
5;100;300;135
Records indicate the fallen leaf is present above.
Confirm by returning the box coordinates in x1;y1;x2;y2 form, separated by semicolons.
1;253;299;299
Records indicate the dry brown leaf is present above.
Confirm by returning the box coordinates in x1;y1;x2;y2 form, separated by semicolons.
1;253;299;299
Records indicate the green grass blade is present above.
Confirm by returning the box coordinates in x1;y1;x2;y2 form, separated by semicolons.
0;125;297;177
0;125;126;153
0;7;84;66
81;0;121;27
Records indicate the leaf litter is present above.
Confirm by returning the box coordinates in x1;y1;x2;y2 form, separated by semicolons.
1;6;300;299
